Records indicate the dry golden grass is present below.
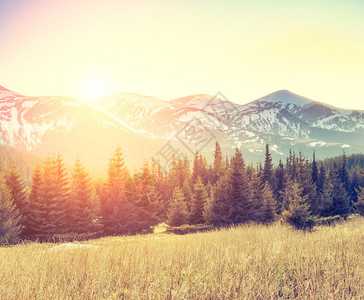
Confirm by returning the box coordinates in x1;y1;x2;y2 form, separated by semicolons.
1;218;363;299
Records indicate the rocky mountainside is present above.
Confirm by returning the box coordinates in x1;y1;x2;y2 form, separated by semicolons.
97;89;364;161
1;85;364;171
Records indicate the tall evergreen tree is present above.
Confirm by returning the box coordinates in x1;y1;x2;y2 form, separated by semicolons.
102;146;156;234
101;146;130;233
37;155;70;234
330;163;351;216
316;163;326;194
190;176;209;225
319;179;333;217
183;153;191;180
261;184;277;224
350;166;362;201
286;150;298;181
182;178;192;212
55;154;72;231
0;172;21;244
227;148;255;223
354;186;364;216
339;152;351;200
70;158;96;233
26;162;44;235
249;170;264;222
5;161;28;232
311;151;318;184
212;141;225;185
274;160;285;214
297;154;318;215
192;152;209;185
282;178;300;212
192;151;201;184
167;187;189;226
282;181;314;230
204;174;229;225
262;144;274;188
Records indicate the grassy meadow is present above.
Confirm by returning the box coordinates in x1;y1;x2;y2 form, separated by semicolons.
1;217;363;299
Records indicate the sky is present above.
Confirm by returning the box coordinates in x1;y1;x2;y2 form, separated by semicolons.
0;0;364;109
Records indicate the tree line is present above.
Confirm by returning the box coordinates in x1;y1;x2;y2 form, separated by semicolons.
1;143;364;244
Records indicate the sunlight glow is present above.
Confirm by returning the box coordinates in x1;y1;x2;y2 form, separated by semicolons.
79;75;109;101
0;1;364;108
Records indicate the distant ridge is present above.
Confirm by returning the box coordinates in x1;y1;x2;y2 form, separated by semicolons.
1;85;364;171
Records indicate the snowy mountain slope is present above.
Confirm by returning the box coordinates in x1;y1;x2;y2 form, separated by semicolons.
1;85;364;169
0;86;138;150
97;89;364;160
97;93;232;139
0;85;165;170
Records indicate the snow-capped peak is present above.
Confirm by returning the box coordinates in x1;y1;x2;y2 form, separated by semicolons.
256;90;313;106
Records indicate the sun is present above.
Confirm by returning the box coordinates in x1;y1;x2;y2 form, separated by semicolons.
80;75;109;101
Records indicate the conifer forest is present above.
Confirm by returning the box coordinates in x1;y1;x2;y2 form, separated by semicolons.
1;142;364;244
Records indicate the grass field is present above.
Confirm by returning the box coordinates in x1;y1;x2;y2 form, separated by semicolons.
1;218;363;299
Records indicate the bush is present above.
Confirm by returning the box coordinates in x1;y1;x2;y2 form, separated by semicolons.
165;224;215;235
316;215;343;226
282;209;315;231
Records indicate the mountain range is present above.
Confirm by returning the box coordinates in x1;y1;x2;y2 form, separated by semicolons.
1;85;363;172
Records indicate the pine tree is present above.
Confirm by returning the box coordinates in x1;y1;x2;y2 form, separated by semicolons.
319;179;333;217
204;174;229;225
0;171;21;244
311;151;318;185
316;163;326;194
167;187;189;226
249;170;264;222
282;181;315;230
282;178;295;212
101;146;156;234
274;160;285;214
175;159;184;187
126;160;152;207
125;160;163;222
182;178;192;212
70;158;96;233
330;163;351;216
192;152;209;185
26;162;44;235
227;148;255;224
261;184;277;224
354;186;364;216
190;176;209;225
5;161;28;232
37;155;70;234
211;141;225;185
183;153;191;180
54;154;72;232
286;150;297;181
169;154;179;188
339;152;351;202
297;154;318;215
262;144;274;188
101;146;130;233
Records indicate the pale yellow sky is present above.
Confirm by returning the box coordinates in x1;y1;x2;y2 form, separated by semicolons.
0;0;363;109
